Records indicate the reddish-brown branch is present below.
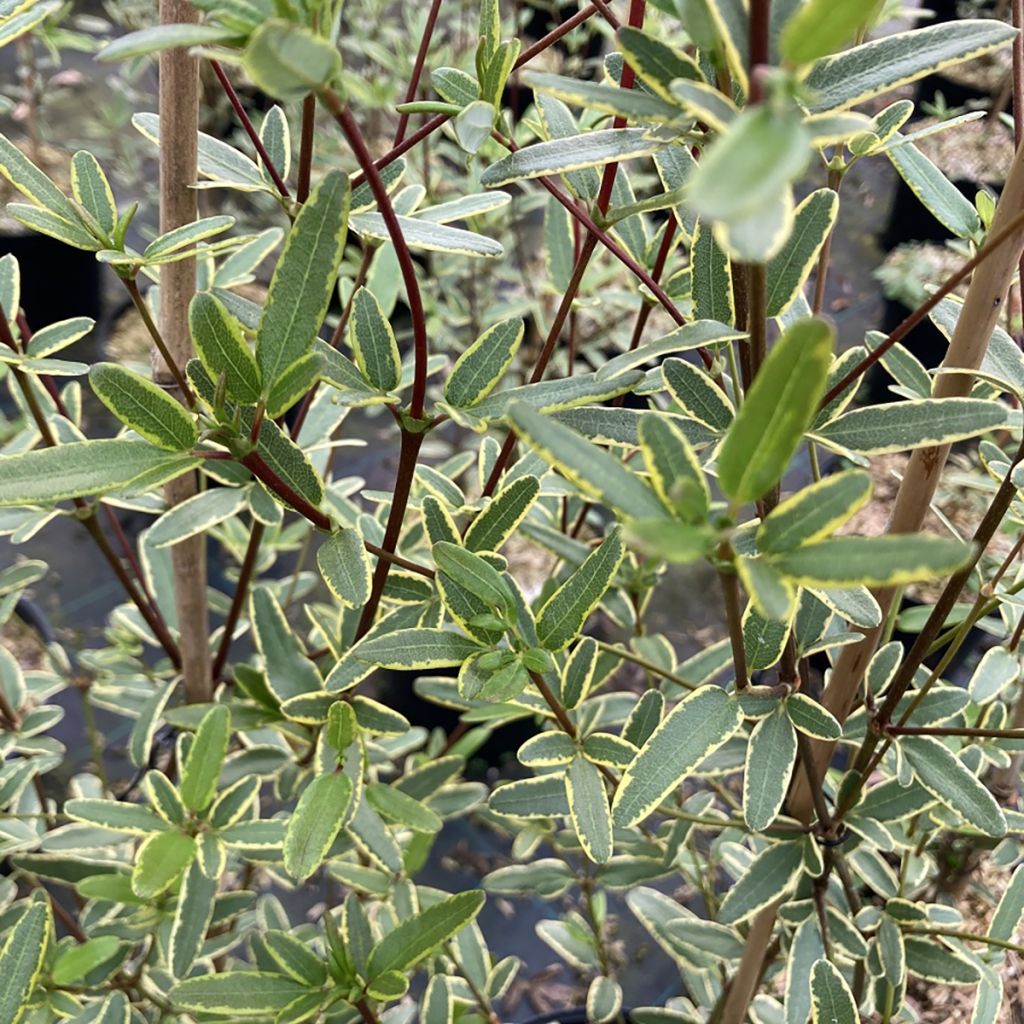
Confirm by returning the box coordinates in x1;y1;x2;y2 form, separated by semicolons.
394;0;444;145
210;59;291;199
322;91;430;421
212;521;265;680
297;93;316;204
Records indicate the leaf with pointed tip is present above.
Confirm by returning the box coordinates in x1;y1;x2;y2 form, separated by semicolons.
508;402;665;520
445;318;524;407
464;475;540;552
537;528;624;651
70;151;116;236
131;830;196;898
612;686;740;827
566;755;612;864
522;70;686;124
350;288;401;392
744;704;797;831
766;188;838;317
180;704;231;813
189;292;261;405
0;899;50;1024
809;959;857;1024
171;973;309;1014
318;528;372;609
356;628;484;670
256;169;349;387
757;470;872;554
719;841;805;924
718;318;833;504
351;212;503;257
283;772;354;881
0;440;199;506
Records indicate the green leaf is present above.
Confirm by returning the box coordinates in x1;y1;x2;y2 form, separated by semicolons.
597;320;744;382
445;318;523;408
256;169;350;387
663;358;734;431
132;830;196;898
901;735;1007;837
464;475;540;552
25;316;95;359
356;628;484;669
537;528;624;651
968;645;1019;704
64;798;167;834
147;486;248;549
669;78;738;133
366;783;443;833
283;772;354;881
718;841;805;924
351;212;503;258
989;863;1024;942
566;755;613;864
737;556;795;621
144;215;234;261
617;26;702;101
481;128;673;187
612;685;741;827
0;2;59;51
350;287;401;392
687;106;810;228
508;402;666;520
0;900;50;1024
7;202;97;250
815;398;1007;455
367;890;485;978
904;936;980;985
744;704;797;831
809;959;857;1024
243;19;341;102
886;135;980;241
766;188;838;318
781;0;881;65
180;704;230;813
249;414;324;510
770;534;972;588
757;470;872;554
51;936;122;987
89;363;198;452
717;318;834;504
690;221;734;326
786;693;841;741
318;528;372;609
250;586;323;701
169;858;218;979
638;413;709;523
522;70;685;124
804;20;1016;113
171;973;309;1014
70;151;116;237
100;22;239;61
434;542;514;615
0;440;199;506
0;132;81;223
189;292;262;405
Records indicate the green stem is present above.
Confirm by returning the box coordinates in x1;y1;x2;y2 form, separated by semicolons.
594;640;697;691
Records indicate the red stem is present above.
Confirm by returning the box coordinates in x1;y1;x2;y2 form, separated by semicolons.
210;59;290;199
394;0;445;146
323;92;430;421
211;520;265;680
297;93;316;204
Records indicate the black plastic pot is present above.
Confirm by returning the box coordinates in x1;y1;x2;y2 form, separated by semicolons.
0;230;103;327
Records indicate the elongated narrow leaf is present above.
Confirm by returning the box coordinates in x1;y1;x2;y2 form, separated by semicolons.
617;26;702;101
770;535;971;587
464;475;540;552
25;316;94;358
70;150;116;236
132;830;196;898
350;287;401;392
664;358;734;431
522;70;686;124
718;841;805;924
804;20;1016;113
597;320;743;382
283;773;353;881
815;398;1007;455
189;292;261;405
0;440;199;506
434;542;514;614
367;890;485;977
172;973;309;1014
356;628;484;670
508;402;665;520
809;959;857;1024
445;318;523;407
766;188;838;317
318;528;372;609
100;22;239;61
250;586;323;701
718;318;833;504
0;133;81;223
0;900;50;1024
169;858;218;979
757;470;871;554
691;221;734;326
537;528;624;651
744;704;797;831
351;212;503;258
481;128;673;187
904;936;980;984
612;686;741;827
180;705;230;813
256;170;349;386
968;645;1018;704
901;735;1007;837
566;756;612;864
638;413;709;523
147;486;248;549
90;363;198;452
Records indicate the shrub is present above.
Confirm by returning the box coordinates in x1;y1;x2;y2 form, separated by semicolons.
1;1;1024;1022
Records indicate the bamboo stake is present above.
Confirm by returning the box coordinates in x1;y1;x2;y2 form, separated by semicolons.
157;0;211;702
